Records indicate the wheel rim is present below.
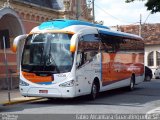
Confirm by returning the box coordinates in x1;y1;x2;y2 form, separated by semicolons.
92;84;97;99
130;79;134;89
146;76;151;81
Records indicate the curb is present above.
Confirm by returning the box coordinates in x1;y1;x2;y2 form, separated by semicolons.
1;97;43;106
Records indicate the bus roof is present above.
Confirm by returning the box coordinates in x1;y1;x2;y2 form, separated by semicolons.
37;19;142;40
39;19;110;30
99;29;143;40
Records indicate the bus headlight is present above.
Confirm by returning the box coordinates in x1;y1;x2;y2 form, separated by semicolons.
59;80;75;87
19;80;29;86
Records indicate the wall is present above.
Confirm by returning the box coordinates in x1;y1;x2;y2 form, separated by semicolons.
145;44;160;76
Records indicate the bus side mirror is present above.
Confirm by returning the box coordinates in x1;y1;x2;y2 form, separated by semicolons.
70;45;76;53
70;34;78;53
12;34;28;53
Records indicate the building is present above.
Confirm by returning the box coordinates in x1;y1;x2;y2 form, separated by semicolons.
119;24;160;77
0;0;93;89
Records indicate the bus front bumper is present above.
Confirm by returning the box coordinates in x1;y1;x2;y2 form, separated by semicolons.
19;86;76;98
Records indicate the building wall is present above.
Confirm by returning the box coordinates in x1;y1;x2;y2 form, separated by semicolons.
11;1;59;33
145;45;160;76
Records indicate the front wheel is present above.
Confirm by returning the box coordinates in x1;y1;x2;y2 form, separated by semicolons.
89;82;98;100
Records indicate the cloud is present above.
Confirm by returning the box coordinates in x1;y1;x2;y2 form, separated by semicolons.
94;0;160;26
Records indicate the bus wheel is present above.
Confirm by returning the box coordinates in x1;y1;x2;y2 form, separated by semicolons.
128;75;135;91
90;82;98;100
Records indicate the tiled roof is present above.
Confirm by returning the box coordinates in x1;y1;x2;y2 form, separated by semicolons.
119;23;160;45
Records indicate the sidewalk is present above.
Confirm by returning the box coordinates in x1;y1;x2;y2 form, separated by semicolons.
0;89;21;103
0;89;42;106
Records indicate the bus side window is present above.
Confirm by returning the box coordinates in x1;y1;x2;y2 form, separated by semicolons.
100;35;124;53
76;34;100;68
76;51;84;68
76;52;82;68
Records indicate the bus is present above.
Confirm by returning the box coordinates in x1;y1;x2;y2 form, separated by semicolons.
12;19;144;100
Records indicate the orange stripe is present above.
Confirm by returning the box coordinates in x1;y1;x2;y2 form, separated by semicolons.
102;53;144;84
22;71;53;83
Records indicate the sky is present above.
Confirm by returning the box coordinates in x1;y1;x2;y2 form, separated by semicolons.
94;0;160;26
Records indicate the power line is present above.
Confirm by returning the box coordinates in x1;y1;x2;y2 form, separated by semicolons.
94;3;139;25
143;12;151;24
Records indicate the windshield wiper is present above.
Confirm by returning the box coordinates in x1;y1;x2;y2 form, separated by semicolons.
22;65;34;72
44;42;60;73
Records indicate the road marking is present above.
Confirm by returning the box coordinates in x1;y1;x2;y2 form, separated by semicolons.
147;107;160;114
146;107;160;119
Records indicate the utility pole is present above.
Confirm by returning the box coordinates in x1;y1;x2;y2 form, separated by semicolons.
92;0;95;23
76;0;79;20
76;0;78;19
139;14;142;36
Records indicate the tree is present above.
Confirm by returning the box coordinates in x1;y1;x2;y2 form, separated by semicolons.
125;0;160;13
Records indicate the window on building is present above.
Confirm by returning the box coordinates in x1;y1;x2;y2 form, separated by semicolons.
156;51;160;66
148;51;154;66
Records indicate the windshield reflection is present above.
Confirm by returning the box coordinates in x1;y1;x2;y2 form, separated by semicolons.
22;33;74;74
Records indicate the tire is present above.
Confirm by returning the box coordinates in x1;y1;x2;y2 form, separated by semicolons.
128;76;135;91
89;82;98;100
145;76;151;81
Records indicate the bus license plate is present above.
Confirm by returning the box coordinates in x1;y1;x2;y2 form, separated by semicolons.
39;90;48;94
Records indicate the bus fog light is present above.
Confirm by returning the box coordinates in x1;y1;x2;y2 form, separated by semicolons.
19;80;29;86
59;80;75;87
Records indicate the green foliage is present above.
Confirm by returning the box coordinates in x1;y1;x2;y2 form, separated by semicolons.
125;0;160;13
125;0;144;3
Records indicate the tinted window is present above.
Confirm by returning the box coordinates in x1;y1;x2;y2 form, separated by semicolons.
77;34;100;67
78;34;100;51
100;34;144;53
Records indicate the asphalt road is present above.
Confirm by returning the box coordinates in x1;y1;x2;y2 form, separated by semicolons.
1;79;160;120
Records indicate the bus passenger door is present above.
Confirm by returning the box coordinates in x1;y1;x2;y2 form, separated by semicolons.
74;29;100;95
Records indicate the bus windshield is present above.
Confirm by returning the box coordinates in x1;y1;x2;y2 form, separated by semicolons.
22;33;74;74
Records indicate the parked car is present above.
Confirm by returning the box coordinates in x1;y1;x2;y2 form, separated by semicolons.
144;66;153;81
154;66;160;79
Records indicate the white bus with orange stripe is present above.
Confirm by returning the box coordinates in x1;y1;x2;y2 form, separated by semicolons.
12;19;144;99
